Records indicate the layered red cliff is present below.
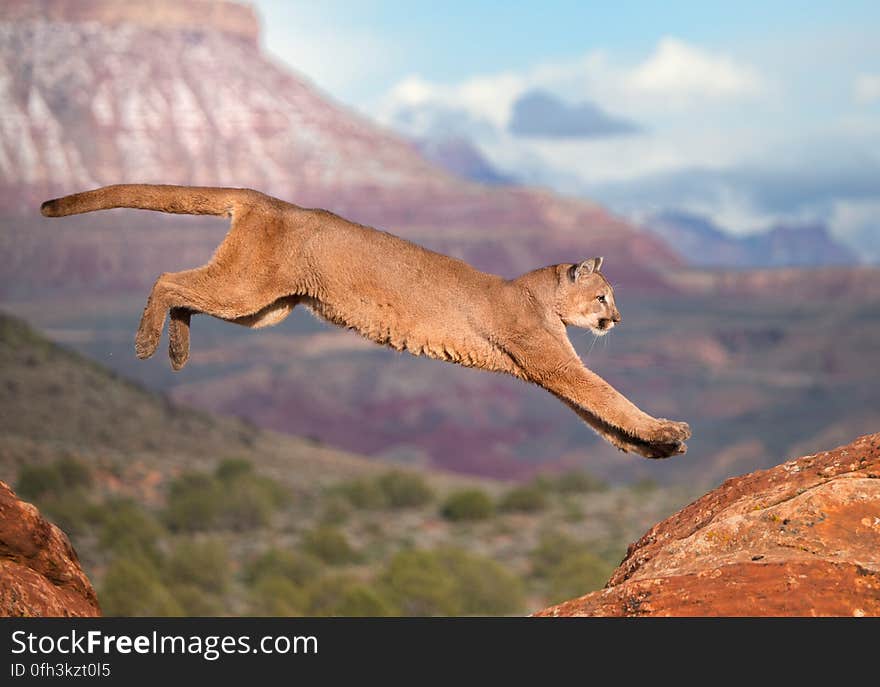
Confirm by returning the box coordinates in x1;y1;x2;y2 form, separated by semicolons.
0;481;100;617
535;433;880;616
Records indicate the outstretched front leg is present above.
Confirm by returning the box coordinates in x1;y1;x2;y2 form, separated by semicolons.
555;396;687;459
508;335;690;459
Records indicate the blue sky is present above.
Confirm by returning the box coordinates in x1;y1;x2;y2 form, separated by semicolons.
254;1;879;101
253;1;880;255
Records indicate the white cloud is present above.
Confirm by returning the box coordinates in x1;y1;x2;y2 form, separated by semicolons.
383;72;527;129
377;37;764;134
254;1;399;101
377;40;771;190
627;37;763;101
830;199;880;260
854;73;880;104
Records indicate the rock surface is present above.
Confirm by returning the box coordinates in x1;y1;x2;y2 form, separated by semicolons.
0;480;100;617
534;433;880;616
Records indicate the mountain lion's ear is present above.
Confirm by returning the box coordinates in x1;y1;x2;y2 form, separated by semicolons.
570;257;604;281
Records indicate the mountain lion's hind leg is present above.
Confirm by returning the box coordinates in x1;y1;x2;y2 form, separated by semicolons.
136;267;289;368
168;308;191;371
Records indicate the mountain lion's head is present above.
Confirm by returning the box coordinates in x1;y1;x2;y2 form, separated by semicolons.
556;256;620;335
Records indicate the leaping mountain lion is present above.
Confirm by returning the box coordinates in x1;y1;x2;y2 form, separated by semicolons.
41;184;691;459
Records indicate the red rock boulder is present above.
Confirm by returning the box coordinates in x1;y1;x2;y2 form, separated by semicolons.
535;433;880;617
0;481;100;617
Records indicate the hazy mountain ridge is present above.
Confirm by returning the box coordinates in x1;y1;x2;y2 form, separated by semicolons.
644;210;858;268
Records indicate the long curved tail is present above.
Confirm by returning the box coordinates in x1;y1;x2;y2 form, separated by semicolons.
40;184;260;218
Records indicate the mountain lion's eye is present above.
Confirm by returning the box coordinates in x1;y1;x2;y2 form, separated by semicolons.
597;295;606;303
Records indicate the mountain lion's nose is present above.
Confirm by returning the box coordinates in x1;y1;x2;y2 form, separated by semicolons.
612;312;621;323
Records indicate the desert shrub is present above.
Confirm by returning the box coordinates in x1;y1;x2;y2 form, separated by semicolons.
163;539;230;594
169;583;225;616
215;458;254;482
249;574;306;616
163;472;222;532
546;551;613;604
16;457;93;501
630;478;658;494
334;478;387;510
304;575;396;617
319;496;351;525
499;484;547;513
16;464;63;499
217;479;277;530
332;585;396;617
377;470;434;509
436;547;525;616
101;556;182;617
99;499;165;563
549;470;607;494
40;490;101;536
55;457;93;489
301;526;359;565
244;548;322;587
381;549;460;616
440;489;494;521
561;498;585;522
529;530;582;578
164;464;288;532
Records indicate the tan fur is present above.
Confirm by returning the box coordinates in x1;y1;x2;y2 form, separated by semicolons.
41;184;691;459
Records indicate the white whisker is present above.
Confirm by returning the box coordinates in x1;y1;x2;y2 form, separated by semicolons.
586;332;599;357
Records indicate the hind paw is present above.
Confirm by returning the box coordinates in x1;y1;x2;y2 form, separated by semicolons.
168;309;191;370
135;330;160;359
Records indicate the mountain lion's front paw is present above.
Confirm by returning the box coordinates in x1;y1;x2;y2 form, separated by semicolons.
644;439;687;459
623;419;690;459
648;419;691;444
602;426;685;459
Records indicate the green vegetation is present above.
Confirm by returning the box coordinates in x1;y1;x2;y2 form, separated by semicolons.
319;496;351;525
17;456;92;499
376;470;434;508
529;530;583;578
13;452;675;617
381;549;461;615
304;575;396;617
249;575;305;616
381;547;524;616
301;525;359;565
99;499;165;562
15;457;99;535
100;557;182;617
547;470;607;494
333;469;434;510
55;456;94;489
529;530;615;603
164;539;231;595
547;552;613;604
499;483;547;513
440;489;494;521
245;548;321;587
434;548;524;615
163;460;288;532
